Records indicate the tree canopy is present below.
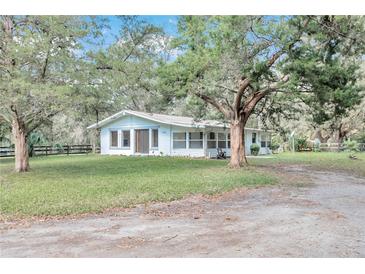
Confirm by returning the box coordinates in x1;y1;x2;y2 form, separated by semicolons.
0;15;364;171
0;16;94;171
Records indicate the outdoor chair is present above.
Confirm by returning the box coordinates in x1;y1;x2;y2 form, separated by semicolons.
216;148;226;159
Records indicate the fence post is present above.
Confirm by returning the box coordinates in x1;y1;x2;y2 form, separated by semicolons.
67;145;70;155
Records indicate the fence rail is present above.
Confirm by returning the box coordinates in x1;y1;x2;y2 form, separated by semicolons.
297;142;365;152
0;145;100;158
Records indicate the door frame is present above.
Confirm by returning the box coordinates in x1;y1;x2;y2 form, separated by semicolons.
134;129;150;154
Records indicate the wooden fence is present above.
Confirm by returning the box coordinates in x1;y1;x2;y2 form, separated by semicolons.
0;145;100;158
297;143;365;152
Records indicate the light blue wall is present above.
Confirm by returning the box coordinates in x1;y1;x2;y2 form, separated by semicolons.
99;114;271;156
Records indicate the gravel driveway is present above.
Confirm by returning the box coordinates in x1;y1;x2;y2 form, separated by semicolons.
1;165;365;257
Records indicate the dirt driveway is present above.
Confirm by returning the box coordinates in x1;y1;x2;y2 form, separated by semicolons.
1;165;365;257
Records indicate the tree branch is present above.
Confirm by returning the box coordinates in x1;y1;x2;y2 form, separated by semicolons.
40;48;50;80
233;77;250;116
240;75;290;116
264;17;311;71
26;110;61;136
193;92;230;118
215;84;238;94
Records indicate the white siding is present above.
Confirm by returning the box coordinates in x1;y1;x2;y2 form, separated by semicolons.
245;130;253;155
156;124;171;156
259;132;272;155
100;115;163;156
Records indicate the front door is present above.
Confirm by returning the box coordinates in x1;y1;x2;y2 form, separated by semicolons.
135;129;149;154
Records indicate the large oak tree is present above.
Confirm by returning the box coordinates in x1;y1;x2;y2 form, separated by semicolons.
159;16;365;168
159;16;310;168
0;16;92;172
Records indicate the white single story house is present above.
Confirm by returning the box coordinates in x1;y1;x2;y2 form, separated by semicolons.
87;110;272;157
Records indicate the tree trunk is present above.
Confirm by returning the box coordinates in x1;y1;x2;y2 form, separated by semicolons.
92;109;99;153
92;128;99;153
240;129;248;165
337;123;348;151
229;119;247;168
338;131;346;150
12;118;29;172
314;129;330;143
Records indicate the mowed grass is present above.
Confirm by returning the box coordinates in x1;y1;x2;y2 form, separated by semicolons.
250;152;365;177
0;155;275;219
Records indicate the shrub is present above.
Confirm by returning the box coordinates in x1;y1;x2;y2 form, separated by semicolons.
250;143;260;156
353;132;365;144
269;141;280;152
344;140;359;153
295;137;308;151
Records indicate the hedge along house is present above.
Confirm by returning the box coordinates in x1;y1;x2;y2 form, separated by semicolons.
87;110;272;157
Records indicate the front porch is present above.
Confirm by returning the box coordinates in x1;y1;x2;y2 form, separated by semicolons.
171;128;271;157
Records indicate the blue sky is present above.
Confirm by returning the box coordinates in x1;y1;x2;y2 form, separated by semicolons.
100;15;179;47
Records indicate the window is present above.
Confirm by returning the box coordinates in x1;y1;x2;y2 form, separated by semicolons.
122;130;130;147
267;141;271;148
218;133;226;148
207;132;216;149
189;132;203;149
227;133;231;148
260;134;270;148
252;132;257;144
152;129;158;148
173;132;186;149
110;130;118;147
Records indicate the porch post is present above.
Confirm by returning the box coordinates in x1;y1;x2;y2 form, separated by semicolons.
118;130;122;148
203;130;207;158
226;130;228;149
131;128;135;154
216;132;218;148
186;131;189;149
149;128;152;150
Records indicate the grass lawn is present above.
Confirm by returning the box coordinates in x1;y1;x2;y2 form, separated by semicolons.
2;152;363;219
0;155;275;219
250;151;365;177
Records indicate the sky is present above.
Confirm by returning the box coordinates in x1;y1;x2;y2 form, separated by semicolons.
100;15;179;48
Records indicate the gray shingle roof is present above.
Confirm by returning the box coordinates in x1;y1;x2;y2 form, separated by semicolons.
127;110;229;128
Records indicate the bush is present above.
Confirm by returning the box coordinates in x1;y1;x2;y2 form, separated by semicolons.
344;140;359;153
353;132;365;144
250;143;260;156
269;141;280;152
295;137;308;151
